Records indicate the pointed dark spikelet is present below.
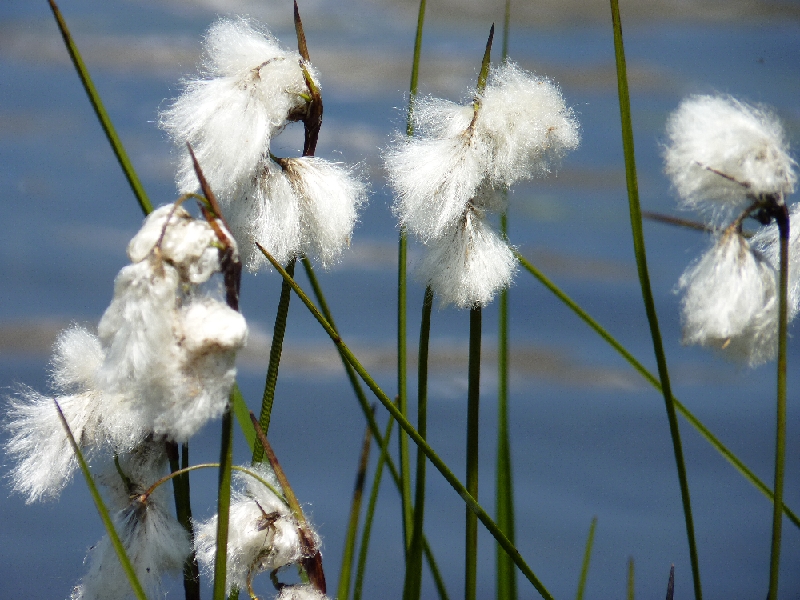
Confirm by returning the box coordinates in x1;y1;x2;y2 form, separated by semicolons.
294;0;310;62
476;24;495;94
665;565;675;600
249;412;327;594
187;143;241;310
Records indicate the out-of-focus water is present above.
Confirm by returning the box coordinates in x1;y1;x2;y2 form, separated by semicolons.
1;0;800;598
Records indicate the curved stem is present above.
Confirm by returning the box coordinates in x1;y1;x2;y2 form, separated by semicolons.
610;2;701;597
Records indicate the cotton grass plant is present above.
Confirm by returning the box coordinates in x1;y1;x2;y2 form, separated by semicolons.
5;1;800;600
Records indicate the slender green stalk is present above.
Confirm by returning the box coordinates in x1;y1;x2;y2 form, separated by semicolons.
575;517;597;600
167;442;200;600
768;206;790;600
300;258;448;597
403;287;434;600
253;258;297;461
465;307;482;600
354;414;395;600
338;420;374;600
496;6;517;598
627;559;634;600
232;383;256;452
47;0;152;215
258;243;554;599
609;3;701;598
399;0;428;556
212;406;235;600
54;401;148;600
515;251;800;527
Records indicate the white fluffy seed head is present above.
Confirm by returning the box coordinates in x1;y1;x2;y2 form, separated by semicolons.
665;95;796;221
229;159;303;271
50;325;104;394
71;496;189;600
194;464;306;595
416;209;517;309
128;204;234;284
160;17;317;196
283;156;367;268
678;230;779;366
386;98;488;241
477;60;580;185
277;584;330;600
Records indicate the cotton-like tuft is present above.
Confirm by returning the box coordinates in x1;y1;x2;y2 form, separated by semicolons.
386;99;488;241
194;464;308;595
416;209;516;309
127;204;233;284
71;494;189;600
283;156;367;267
664;95;796;221
277;584;330;600
160;17;317;196
678;230;779;366
477;60;580;185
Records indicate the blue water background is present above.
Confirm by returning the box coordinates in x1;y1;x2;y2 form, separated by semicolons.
1;1;800;598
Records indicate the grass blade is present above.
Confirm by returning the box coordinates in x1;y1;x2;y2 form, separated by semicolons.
47;0;152;215
609;2;701;597
54;401;148;600
575;517;597;600
258;243;554;600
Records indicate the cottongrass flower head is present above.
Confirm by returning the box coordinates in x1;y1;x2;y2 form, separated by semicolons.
385;58;578;307
4;203;248;505
194;464;313;595
277;584;331;600
678;229;779;366
72;443;190;600
416;207;516;309
161;17;318;195
665;94;796;222
234;156;367;271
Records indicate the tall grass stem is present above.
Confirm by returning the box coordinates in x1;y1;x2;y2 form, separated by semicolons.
258;244;553;599
212;406;234;600
609;3;701;597
575;517;597;600
465;307;482;600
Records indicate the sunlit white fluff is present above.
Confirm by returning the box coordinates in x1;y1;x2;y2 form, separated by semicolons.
5;327;106;502
283;156;367;267
194;464;307;595
416;209;516;309
477;60;580;184
678;230;779;366
229;158;303;271
127;204;233;284
277;584;330;600
665;95;796;221
160;17;317;196
386;99;488;241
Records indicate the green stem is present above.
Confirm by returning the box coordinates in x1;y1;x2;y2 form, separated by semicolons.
354;414;395;600
465;307;482;600
515;251;800;528
609;3;701;598
167;442;200;600
400;0;427;553
768;206;789;600
258;244;553;599
47;0;152;215
627;558;634;600
253;258;296;461
575;517;597;600
302;262;449;599
54;401;148;600
403;287;433;600
338;420;374;600
212;406;234;600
